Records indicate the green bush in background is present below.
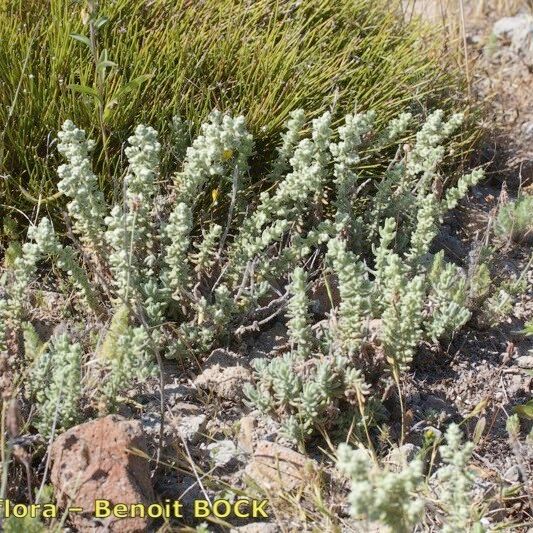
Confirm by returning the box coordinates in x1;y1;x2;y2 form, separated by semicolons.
0;0;474;217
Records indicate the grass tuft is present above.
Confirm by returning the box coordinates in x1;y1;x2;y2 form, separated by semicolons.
0;0;475;218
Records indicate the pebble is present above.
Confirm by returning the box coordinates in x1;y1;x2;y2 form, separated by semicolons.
516;355;533;369
207;439;244;469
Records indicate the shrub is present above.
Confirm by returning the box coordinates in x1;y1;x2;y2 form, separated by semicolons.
0;107;484;438
28;333;82;438
337;444;425;532
0;0;475;214
337;424;487;532
435;424;482;533
494;194;533;244
244;226;480;443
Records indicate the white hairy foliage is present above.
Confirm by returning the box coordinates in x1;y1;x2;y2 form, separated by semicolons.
30;333;82;437
1;108;486;440
337;424;486;532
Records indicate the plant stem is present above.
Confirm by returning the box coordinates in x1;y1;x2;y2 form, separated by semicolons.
87;0;110;171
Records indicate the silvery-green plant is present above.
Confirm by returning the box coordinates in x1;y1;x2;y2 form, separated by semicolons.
1;108;486;436
99;323;155;412
286;267;313;358
105;124;161;305
173;110;254;206
1;218;97;321
426;252;471;341
329;111;375;229
29;333;82;438
269;108;306;180
404;110;463;194
245;350;366;443
337;443;425;532
243;110;484;441
171;114;192;163
337;424;487;533
57;120;107;254
228;112;333;281
163;202;193;298
327;237;371;355
444;169;485;211
435;424;486;533
406;192;440;265
494;194;533;244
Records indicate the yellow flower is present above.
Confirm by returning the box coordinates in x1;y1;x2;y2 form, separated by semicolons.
211;187;220;205
222;149;233;161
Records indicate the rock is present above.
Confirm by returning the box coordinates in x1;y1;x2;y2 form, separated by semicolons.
207;439;244;469
504;465;522;483
471;476;499;511
50;415;154;532
506;372;526;396
387;443;421;471
143;402;207;446
432;225;468;260
140;412;164;439
155;472;205;509
493;15;531;37
176;415;207;444
424;426;442;440
516;355;533;369
509;329;527;342
163;474;202;507
312;319;331;343
194;349;252;401
493;15;533;61
523;121;533;139
173;401;205;416
172;403;208;444
365;318;383;341
231;523;280;533
244;441;317;492
237;416;256;454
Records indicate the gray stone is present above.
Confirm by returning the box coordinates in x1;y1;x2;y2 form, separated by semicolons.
207;439;244;469
493;15;532;36
172;404;208;444
516;355;533;369
421;395;453;417
142;402;207;445
506;372;526;396
493;15;533;61
425;426;442;440
387;443;421;471
237;415;256;454
504;465;522;483
250;322;288;358
523;121;533;139
163;383;196;405
310;273;340;316
433;227;468;260
515;337;533;356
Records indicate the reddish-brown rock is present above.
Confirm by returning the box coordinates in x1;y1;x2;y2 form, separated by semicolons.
50;414;155;532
